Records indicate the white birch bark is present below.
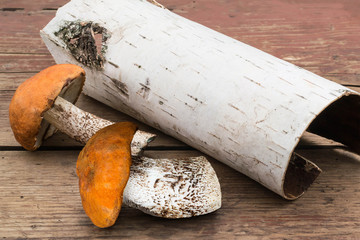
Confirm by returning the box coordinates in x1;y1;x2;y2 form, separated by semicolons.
40;0;360;199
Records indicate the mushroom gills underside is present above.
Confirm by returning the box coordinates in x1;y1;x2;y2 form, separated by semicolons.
34;75;84;148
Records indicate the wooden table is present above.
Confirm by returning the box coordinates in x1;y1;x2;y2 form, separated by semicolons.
1;0;359;238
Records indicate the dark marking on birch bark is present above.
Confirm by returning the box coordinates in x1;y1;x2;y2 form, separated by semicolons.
190;68;200;74
104;74;129;98
208;132;220;140
215;49;224;54
187;94;204;104
245;59;263;70
174;23;183;29
252;158;269;167
274;88;287;96
143;105;154;113
108;61;119;68
170;51;180;57
55;21;110;70
302;79;323;89
137;80;151;99
162;31;171;36
178;34;188;40
159;65;173;73
213;37;225;43
267;146;284;157
279;77;294;86
184;102;195;110
161;109;177;119
125;41;137;48
295;93;306;100
310;91;330;100
218;124;231;132
104;89;120;99
228;103;246;115
264;124;278;133
244;76;264;88
193;33;202;39
134;63;143;69
227;137;238;145
280;104;295;113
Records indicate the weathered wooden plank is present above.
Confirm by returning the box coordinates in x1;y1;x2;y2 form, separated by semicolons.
0;73;34;90
0;11;58;54
1;0;360;85
0;0;66;11
0;149;358;238
0;54;55;73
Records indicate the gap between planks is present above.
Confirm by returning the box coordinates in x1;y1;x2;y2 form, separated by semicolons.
0;145;195;151
0;144;350;152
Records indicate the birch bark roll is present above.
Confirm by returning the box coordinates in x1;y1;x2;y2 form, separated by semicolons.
40;0;360;199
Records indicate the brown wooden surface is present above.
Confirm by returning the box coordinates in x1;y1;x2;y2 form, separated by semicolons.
1;0;359;239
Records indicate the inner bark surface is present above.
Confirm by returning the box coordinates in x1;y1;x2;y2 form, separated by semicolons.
308;94;360;154
284;93;360;199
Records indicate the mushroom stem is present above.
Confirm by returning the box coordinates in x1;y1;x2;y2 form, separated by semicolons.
125;156;222;218
43;96;155;156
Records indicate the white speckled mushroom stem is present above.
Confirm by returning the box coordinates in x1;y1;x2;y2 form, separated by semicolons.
124;156;222;218
43;96;155;156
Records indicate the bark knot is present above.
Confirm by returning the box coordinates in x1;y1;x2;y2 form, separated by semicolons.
55;21;110;70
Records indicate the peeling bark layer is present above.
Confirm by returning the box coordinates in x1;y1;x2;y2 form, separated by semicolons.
41;0;360;199
54;21;109;70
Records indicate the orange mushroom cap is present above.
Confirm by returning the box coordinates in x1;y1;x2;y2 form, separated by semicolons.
76;122;137;228
9;64;85;151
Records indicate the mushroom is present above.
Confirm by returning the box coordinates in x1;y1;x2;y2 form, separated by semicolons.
76;122;136;228
9;64;222;226
9;64;154;155
77;122;221;227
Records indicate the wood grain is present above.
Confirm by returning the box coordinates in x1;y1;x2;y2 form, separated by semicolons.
0;150;359;238
0;54;55;73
